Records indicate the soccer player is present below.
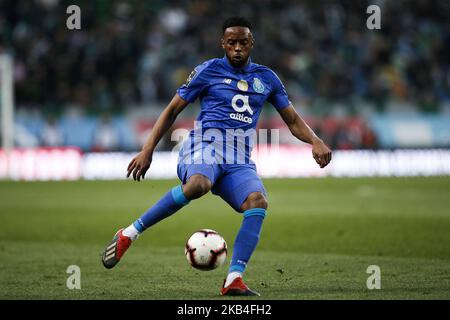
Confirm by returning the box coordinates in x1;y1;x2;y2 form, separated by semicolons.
101;17;332;296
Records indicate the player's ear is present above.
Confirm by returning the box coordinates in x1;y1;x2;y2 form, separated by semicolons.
221;37;225;49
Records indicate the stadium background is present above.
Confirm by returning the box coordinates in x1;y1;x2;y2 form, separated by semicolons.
1;0;450;179
0;0;449;300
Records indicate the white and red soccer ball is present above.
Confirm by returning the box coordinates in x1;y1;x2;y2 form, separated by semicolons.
185;229;227;271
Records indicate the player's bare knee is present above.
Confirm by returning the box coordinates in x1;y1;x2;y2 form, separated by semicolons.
184;175;212;199
241;192;268;211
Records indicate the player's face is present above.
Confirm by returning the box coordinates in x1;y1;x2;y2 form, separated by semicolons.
221;27;254;67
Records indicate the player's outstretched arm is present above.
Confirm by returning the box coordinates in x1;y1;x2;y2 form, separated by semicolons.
127;94;189;181
277;105;332;168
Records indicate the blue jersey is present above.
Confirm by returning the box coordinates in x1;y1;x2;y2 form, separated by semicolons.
177;56;290;165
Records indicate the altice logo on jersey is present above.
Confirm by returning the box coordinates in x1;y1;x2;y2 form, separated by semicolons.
230;94;253;124
171;121;279;165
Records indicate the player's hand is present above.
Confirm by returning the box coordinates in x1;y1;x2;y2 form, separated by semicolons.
312;139;332;168
127;150;152;181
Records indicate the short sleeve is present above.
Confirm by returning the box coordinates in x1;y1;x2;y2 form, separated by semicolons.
177;62;210;103
267;70;291;110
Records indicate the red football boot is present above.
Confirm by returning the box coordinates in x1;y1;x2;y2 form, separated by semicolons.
101;229;132;269
220;277;260;296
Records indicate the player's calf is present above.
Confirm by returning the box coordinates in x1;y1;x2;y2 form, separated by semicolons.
101;184;193;269
221;206;266;296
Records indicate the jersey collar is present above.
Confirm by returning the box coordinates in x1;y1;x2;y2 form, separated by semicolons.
221;55;252;73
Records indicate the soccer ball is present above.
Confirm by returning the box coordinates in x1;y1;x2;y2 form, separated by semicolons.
185;229;227;271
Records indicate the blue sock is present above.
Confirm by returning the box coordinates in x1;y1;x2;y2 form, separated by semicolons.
229;208;266;274
132;185;190;232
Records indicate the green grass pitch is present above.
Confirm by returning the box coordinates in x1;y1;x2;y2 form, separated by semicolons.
1;177;449;299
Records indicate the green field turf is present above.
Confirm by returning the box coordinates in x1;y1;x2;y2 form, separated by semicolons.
1;177;450;299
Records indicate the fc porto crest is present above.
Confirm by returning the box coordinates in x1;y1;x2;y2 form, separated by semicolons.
252;78;265;93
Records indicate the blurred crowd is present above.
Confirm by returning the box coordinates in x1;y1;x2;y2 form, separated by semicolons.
0;0;449;151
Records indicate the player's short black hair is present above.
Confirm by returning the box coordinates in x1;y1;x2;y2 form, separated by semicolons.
222;17;252;34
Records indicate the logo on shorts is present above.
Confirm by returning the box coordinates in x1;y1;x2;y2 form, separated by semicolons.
237;80;248;92
252;78;265;93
